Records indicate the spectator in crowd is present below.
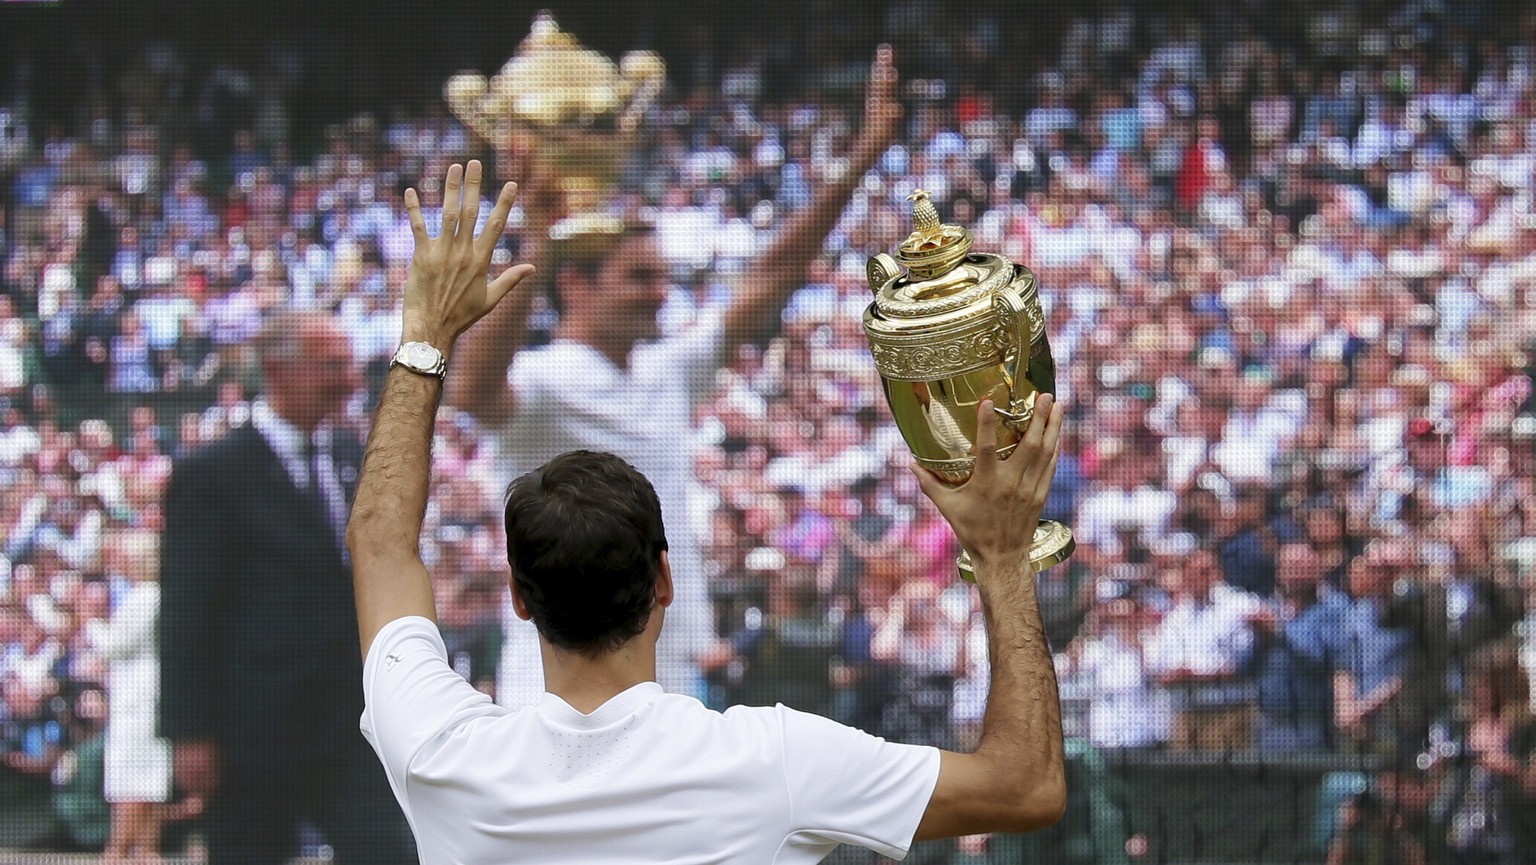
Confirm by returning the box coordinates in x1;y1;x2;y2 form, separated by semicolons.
1323;757;1443;865
1075;450;1175;558
433;564;505;698
1335;540;1434;762
872;579;965;749
771;485;837;569
1215;482;1281;598
1441;641;1536;865
156;312;413;865
946;585;991;751
725;566;843;716
1145;549;1261;751
1251;542;1350;752
49;686;110;854
823;474;900;593
0;675;66;844
1061;587;1172;751
1297;505;1360;589
85;528;171;865
1436;510;1527;682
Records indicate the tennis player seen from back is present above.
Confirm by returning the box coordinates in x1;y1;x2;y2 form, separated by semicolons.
345;160;1068;864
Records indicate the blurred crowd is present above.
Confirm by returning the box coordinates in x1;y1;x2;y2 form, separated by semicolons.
3;0;1536;859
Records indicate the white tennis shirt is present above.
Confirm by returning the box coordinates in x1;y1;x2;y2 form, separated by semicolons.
361;616;941;865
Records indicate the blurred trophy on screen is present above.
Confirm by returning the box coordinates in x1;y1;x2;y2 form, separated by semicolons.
863;191;1075;581
443;10;665;257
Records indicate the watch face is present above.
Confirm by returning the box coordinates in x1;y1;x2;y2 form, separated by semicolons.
395;342;442;373
407;343;439;367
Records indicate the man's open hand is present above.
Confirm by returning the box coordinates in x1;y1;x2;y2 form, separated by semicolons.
402;159;536;346
911;395;1062;576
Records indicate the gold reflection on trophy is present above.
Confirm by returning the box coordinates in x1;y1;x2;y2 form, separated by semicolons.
443;11;665;256
864;191;1075;580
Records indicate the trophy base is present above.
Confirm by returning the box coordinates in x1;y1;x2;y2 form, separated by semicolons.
956;520;1075;583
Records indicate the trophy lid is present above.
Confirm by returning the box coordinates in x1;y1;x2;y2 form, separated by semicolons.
896;190;972;280
866;191;1016;324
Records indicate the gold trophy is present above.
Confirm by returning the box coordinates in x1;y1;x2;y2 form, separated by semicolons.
864;191;1075;580
443;11;665;257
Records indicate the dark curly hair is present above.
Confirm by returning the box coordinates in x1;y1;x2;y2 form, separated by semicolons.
503;450;668;657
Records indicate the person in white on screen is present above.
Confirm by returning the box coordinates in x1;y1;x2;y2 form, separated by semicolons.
447;46;902;708
345;160;1068;863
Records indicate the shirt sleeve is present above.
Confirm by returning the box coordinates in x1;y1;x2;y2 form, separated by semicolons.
777;705;941;860
359;616;505;811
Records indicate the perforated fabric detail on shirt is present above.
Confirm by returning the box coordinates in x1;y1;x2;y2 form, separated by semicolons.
541;716;638;784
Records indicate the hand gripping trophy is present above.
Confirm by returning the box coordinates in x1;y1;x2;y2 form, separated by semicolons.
863;191;1075;580
443;10;665;256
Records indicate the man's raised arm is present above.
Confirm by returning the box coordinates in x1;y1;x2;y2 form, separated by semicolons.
443;165;555;427
348;160;535;659
720;45;903;351
909;396;1069;839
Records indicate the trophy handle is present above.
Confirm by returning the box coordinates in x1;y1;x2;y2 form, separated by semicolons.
990;291;1035;429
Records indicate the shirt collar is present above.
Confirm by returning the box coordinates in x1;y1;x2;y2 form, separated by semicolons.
537;681;664;730
251;400;311;463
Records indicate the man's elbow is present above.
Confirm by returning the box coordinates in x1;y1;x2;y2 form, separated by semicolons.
344;531;389;566
343;517;369;559
343;530;363;565
345;517;422;570
1007;775;1068;833
344;514;396;563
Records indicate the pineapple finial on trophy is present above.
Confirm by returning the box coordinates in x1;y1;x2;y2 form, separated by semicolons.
908;189;942;236
896;190;973;280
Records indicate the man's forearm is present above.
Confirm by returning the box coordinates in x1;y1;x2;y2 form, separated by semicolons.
351;365;441;553
347;359;445;653
910;395;1065;839
727;44;898;336
774;136;887;261
723;153;878;348
974;561;1067;819
352;160;531;657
